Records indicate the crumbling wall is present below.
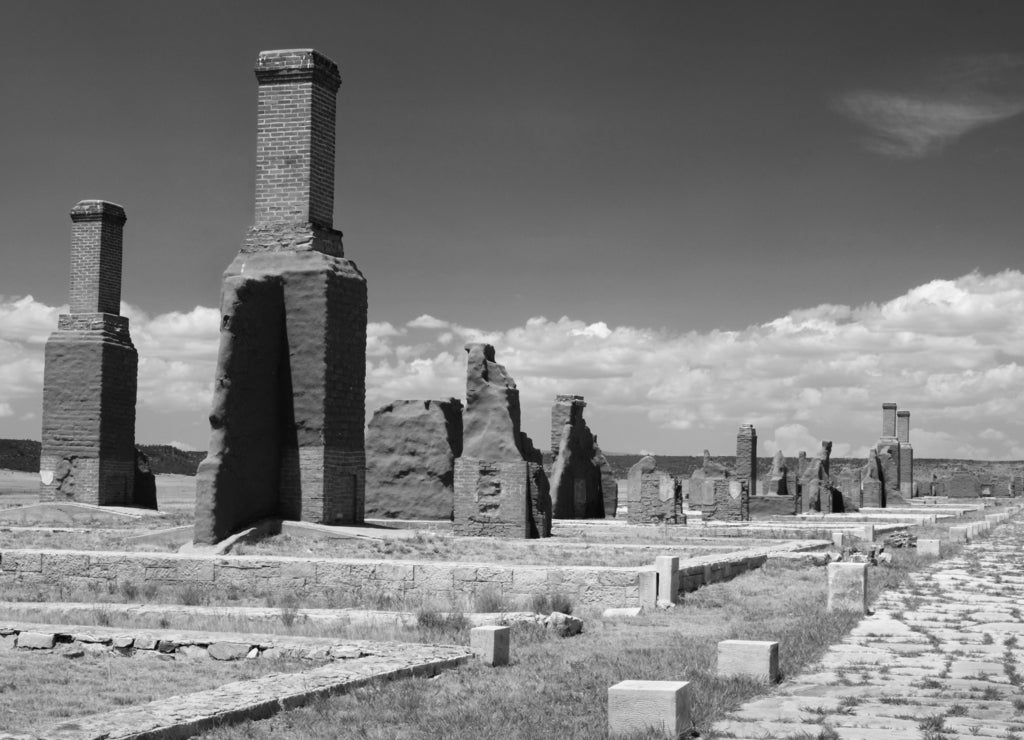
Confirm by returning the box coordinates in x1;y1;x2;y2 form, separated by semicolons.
365;398;462;519
453;344;551;538
626;456;681;523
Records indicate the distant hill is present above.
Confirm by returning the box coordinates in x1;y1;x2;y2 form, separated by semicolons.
0;439;205;476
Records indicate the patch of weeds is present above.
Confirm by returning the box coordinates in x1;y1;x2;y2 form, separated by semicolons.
948;704;968;716
983;686;1002;700
175;583;207;606
984;633;995;644
970;726;981;736
918;714;946;732
1012;607;1022;621
141;582;158;601
838;696;860;709
278;594;300;628
1013;697;1024;714
416;608;470;640
158;616;170;629
473;587;509;613
118;581;139;601
93;607;112;627
916;678;943;690
528;591;574;615
1007;635;1019;648
879;696;909;705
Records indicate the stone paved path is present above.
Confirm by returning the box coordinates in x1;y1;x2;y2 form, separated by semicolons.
713;509;1024;739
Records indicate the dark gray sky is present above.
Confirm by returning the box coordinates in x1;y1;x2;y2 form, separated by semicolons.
4;1;1024;457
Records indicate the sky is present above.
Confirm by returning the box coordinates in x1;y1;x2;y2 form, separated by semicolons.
3;1;1024;459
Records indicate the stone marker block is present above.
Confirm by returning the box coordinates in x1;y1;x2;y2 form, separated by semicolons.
470;625;510;667
827;562;868;614
639;569;658;610
717;639;779;683
208;642;252;661
687;510;703;526
917;539;940;557
949;526;969;543
655;555;679;604
603;607;643;618
608;680;692;738
0;634;16;651
860;524;875;541
831;531;844;549
17;631;56;649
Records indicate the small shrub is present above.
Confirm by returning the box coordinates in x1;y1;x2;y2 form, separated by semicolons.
176;583;207;606
473;588;508;613
949;704;968;716
279;594;300;628
94;607;112;627
416;608;470;639
984;633;995;644
119;581;139;601
158;616;170;629
141;582;158;601
528;592;572;615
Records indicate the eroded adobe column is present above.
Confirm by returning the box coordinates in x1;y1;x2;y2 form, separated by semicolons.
194;49;367;544
40;201;138;506
875;402;901;504
897;410;913;497
736;424;757;498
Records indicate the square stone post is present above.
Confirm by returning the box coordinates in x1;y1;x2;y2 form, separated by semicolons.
897;410;913;497
827;562;868;613
608;680;692;738
40;201;138;506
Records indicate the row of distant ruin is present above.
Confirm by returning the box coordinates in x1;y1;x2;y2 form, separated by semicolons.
32;48;1015;544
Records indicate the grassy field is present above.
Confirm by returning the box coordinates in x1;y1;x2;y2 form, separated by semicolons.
0;648;326;735
194;552;926;739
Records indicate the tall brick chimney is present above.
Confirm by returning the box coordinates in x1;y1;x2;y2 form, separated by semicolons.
881;403;897;439
40;200;139;506
736;424;757;497
897;410;913;497
69;201;126;314
254;49;341;229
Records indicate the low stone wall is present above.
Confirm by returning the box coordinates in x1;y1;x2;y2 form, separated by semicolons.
0;548;640;608
0;546;779;609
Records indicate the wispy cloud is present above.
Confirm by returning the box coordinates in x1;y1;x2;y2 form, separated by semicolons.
833;55;1024;158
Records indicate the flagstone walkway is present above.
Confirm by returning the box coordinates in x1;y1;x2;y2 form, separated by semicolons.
713;507;1024;739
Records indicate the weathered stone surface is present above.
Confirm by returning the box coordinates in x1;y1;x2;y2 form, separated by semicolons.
735;424;757;499
39;201;141;508
461;343;526;462
208;641;253;661
545;611;583;637
470;625;510;666
627;456;681;523
592;443;619;517
550;395;607;519
767;450;789;496
365;398;462;520
934;470;983;498
694;479;748;522
827;562;868;613
194;50;366;545
718;639;779;682
16;631;56;649
608;680;691;738
454;344;551;538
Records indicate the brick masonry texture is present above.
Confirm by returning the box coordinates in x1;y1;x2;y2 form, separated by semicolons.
0;548;772;609
194;49;367;544
40;201;138;506
735;424;757;502
695;479;750;522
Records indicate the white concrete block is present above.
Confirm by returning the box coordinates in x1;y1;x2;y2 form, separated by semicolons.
655;555;679;605
827;562;868;614
608;680;692;738
917;539;940;557
949;526;969;543
717;639;779;682
470;625;510;667
639;570;658;610
831;531;844;549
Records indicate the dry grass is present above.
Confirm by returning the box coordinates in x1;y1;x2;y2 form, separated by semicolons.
198;553;921;739
0;648;324;735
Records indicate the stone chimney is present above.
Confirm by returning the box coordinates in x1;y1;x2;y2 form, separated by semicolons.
881;403;898;439
736;424;757;497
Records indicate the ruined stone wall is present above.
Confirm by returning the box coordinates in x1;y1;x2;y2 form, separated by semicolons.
549;395;605;519
0;548;772;609
194;50;367;544
735;424;757;499
695;479;749;522
40;202;138;507
626;457;681;523
365;399;462;520
934;472;982;498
